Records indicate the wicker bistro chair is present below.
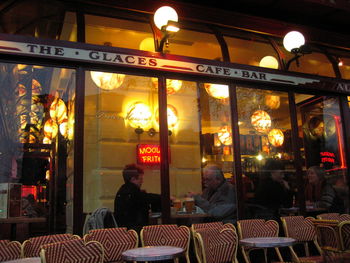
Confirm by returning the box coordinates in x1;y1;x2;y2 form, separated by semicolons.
194;227;239;263
281;216;323;263
22;233;81;258
0;239;22;262
40;238;104;263
140;224;191;263
84;227;138;263
316;213;350;221
312;219;343;254
237;219;283;263
191;222;236;263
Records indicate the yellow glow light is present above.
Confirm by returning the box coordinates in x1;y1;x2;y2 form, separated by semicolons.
251;110;271;133
152;78;182;94
259;56;279;69
126;102;152;129
218;125;232;145
154;6;178;30
44;119;58;139
91;71;125;90
265;95;280;109
204;83;229;99
283;31;305;52
268;128;284;147
139;37;155;51
155;104;179;128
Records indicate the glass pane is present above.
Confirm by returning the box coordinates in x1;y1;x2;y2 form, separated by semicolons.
0;1;73;40
0;63;75;236
84;71;161;231
284;49;335;77
296;94;349;214
85;15;154;50
165;30;222;60
168;79;237;224
236;87;296;220
340;57;350;80
224;35;279;68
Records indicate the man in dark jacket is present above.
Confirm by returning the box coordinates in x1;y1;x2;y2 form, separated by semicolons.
114;164;161;232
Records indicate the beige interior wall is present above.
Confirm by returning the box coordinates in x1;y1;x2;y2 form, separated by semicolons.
83;73;202;213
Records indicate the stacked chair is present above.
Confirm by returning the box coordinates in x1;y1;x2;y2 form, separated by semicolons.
237;219;283;263
0;239;21;262
192;222;238;263
281;216;323;263
40;238;104;263
140;224;191;263
84;227;138;262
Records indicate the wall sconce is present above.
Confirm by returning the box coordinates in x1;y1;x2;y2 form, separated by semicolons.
283;31;312;70
154;6;180;53
134;127;172;136
155;104;179;128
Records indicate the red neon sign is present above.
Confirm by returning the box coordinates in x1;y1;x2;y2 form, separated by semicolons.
137;144;166;165
320;151;335;164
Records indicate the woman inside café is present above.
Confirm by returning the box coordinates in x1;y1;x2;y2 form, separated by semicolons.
305;166;345;213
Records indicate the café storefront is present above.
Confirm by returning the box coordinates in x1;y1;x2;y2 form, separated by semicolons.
0;0;350;237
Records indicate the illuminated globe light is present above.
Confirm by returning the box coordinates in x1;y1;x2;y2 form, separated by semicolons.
259;56;279;69
283;31;305;52
127;102;152;129
265;95;281;109
155;104;179;128
268;128;284;147
90;71;125;90
251;110;271;133
151;78;183;94
44;119;58;139
139;37;155;51
50;98;67;124
59;119;68;137
204;83;229;99
218;126;232;146
43;136;52;144
154;6;178;30
32;79;42;95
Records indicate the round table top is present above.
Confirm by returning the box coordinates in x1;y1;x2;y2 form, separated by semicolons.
239;237;296;248
122;246;185;261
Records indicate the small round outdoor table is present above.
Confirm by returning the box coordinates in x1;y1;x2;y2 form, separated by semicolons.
239;237;296;263
122;246;185;262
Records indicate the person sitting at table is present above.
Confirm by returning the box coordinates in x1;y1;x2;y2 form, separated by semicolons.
187;164;236;223
255;159;294;220
114;164;161;232
305;166;344;213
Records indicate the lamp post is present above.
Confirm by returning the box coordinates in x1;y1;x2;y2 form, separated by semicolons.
283;31;312;70
153;6;180;53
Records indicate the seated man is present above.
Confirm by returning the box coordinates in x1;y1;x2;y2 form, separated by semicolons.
188;165;237;223
114;164;161;232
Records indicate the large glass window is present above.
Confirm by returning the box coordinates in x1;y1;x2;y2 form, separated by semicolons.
85;15;154;50
167;79;237;222
225;34;279;68
236;87;296;220
296;94;349;214
0;63;75;236
83;71;161;220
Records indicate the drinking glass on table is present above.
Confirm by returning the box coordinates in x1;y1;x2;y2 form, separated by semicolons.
173;199;182;212
183;197;195;213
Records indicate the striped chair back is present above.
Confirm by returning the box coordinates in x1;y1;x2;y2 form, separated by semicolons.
339;221;350;252
237;219;279;238
191;222;236;263
40;239;103;263
84;227;138;262
281;216;323;262
312;219;342;253
0;240;22;261
237;219;281;263
317;213;350;222
194;226;238;263
22;233;81;257
141;224;190;263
